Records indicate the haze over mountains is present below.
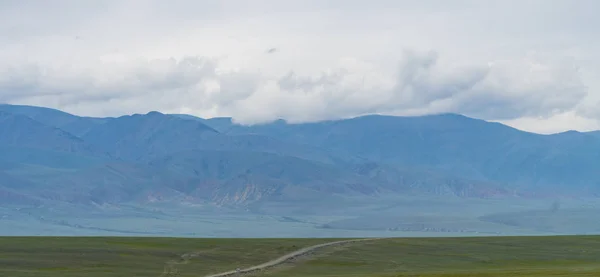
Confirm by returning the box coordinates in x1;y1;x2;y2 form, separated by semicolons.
2;103;600;212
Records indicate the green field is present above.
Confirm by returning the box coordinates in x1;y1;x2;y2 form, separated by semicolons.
1;236;600;276
0;237;339;277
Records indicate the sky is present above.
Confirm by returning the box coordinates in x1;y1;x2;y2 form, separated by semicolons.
0;0;599;134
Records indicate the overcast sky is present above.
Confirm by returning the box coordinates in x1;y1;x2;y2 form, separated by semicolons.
1;0;599;133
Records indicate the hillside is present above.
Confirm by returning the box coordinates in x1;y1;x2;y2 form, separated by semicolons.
0;111;106;157
81;111;219;161
588;130;600;138
217;114;600;191
1;104;600;209
0;104;109;137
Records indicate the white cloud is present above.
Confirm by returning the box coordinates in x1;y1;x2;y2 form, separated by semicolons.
0;0;598;132
497;112;600;134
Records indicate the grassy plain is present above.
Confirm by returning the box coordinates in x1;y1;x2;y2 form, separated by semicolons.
268;236;600;277
1;236;600;277
0;237;338;277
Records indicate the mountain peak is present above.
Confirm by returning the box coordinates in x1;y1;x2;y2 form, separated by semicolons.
0;110;103;156
0;104;109;137
146;111;164;116
3;103;600;212
81;111;220;160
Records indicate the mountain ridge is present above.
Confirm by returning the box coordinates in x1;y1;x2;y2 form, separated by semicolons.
1;103;599;208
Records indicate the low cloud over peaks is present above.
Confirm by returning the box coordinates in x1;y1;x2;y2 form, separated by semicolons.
204;50;588;125
0;0;598;132
0;50;588;127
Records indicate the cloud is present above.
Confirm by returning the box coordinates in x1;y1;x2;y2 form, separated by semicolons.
446;54;587;120
209;50;585;124
0;50;587;126
0;0;598;132
497;112;600;134
0;57;219;115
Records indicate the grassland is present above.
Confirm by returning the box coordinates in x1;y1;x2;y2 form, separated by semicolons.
267;236;600;277
2;236;600;276
0;237;339;277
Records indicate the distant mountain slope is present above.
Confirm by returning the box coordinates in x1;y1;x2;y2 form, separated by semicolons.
1;162;185;205
588;131;600;138
0;170;46;205
2;104;600;207
148;150;378;204
215;114;600;189
86;112;359;165
351;161;511;198
170;114;236;133
0;111;105;158
2;148;512;206
3;150;378;206
82;111;219;160
0;104;108;137
221;114;529;163
0;146;108;169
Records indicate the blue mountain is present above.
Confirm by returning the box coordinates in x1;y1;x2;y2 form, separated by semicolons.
0;104;109;137
1;104;599;207
217;114;600;191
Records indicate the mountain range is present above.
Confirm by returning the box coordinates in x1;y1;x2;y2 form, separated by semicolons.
1;103;600;208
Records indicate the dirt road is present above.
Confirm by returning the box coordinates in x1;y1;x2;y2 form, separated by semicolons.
203;238;382;277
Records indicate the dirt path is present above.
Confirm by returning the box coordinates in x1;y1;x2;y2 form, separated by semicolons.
203;238;383;277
